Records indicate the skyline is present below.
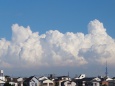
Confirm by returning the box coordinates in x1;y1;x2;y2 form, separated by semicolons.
0;1;115;77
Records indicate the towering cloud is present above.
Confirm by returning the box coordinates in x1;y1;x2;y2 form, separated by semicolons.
0;19;115;68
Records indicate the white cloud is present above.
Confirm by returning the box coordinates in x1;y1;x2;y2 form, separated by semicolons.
0;19;115;68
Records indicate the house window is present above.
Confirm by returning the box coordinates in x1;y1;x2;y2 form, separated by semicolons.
49;83;53;86
31;83;35;86
43;83;47;86
35;83;37;86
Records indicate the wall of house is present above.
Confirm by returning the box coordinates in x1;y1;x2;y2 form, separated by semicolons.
42;80;54;86
29;82;36;86
93;82;100;86
9;82;18;86
63;81;76;86
33;77;39;86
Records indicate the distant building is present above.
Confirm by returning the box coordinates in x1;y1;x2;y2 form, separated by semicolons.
24;76;39;86
61;80;76;86
75;74;86;80
0;70;5;86
0;70;5;81
55;76;71;86
42;79;54;86
0;79;5;86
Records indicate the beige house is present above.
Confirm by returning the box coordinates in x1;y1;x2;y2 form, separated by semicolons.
42;79;54;86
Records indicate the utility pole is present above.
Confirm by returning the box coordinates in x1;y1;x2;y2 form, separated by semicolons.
105;61;108;78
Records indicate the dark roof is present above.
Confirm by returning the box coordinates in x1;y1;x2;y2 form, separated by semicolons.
73;77;95;82
82;77;94;81
24;76;38;82
55;76;69;81
6;77;18;82
112;77;115;79
100;78;105;81
57;76;69;78
61;80;76;86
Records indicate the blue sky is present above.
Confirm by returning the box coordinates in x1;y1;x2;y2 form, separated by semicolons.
0;0;115;39
0;1;115;77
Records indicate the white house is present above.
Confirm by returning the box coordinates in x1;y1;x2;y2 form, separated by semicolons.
6;77;18;86
0;79;5;86
9;81;18;86
17;77;24;86
0;70;5;81
42;79;54;86
24;76;39;86
61;81;76;86
106;77;113;81
55;76;71;86
39;76;48;81
91;77;101;86
75;74;86;80
0;70;6;86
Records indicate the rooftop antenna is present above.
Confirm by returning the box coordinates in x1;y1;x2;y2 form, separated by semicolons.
68;72;69;80
105;61;108;78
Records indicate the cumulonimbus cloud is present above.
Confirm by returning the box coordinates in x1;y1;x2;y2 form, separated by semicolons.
0;19;115;68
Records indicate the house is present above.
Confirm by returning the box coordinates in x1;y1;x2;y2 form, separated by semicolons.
0;79;5;86
39;76;54;86
17;77;24;86
24;76;39;86
107;80;115;86
39;76;48;81
74;77;101;86
74;74;102;86
101;77;114;86
75;74;86;79
55;76;71;86
102;81;108;86
0;70;5;81
6;77;18;86
42;79;54;86
91;77;101;86
48;74;56;81
61;80;76;86
0;70;6;86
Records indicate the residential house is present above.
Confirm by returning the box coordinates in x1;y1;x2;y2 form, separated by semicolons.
39;76;48;81
24;76;39;86
0;79;5;86
91;77;101;86
17;77;24;86
101;77;113;86
55;76;71;86
107;80;115;86
0;70;6;86
42;79;54;86
6;77;18;86
39;76;54;86
75;74;86;80
74;77;101;86
61;80;76;86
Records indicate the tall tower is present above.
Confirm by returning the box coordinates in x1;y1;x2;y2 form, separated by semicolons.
0;70;5;81
0;70;4;76
105;61;108;78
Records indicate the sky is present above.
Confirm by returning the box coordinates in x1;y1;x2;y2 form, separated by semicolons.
0;0;115;78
